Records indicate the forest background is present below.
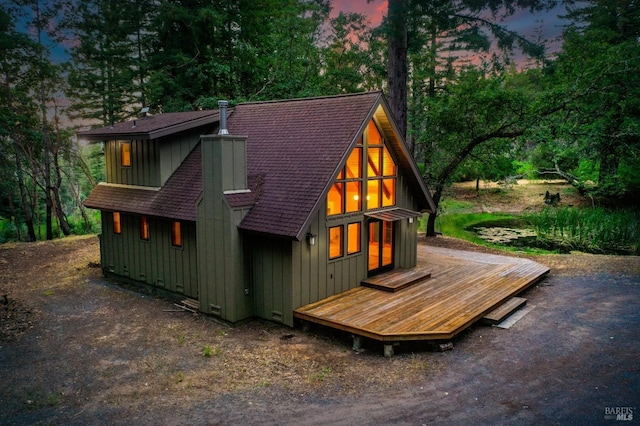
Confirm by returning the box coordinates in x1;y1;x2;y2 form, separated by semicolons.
1;0;639;243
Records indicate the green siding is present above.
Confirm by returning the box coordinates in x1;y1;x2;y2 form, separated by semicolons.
292;208;367;313
104;132;200;187
250;236;293;325
197;135;251;323
159;131;200;186
100;212;198;298
104;139;160;186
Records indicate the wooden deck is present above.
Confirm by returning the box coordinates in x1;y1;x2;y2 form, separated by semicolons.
294;245;550;344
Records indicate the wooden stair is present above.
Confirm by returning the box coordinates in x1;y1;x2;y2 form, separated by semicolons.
361;266;432;293
482;296;527;325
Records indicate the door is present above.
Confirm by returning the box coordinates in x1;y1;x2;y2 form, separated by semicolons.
368;219;394;275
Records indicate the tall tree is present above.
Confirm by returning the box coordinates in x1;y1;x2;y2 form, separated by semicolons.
379;0;554;148
61;0;148;124
0;5;41;241
417;67;544;236
549;0;640;198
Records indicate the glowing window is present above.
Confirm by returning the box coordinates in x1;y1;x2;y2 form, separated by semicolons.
383;146;395;176
327;183;344;216
140;216;149;241
329;226;343;259
171;221;182;247
113;212;121;234
368;120;382;146
327;147;362;216
347;222;361;254
382;179;395;207
121;142;131;167
367;180;380;209
367;147;382;177
345;181;361;213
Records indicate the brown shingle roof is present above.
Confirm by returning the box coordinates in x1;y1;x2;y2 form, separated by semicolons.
78;110;220;141
83;92;435;239
228;92;381;239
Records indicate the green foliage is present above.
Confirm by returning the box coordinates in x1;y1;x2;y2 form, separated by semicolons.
531;0;640;200
524;207;640;255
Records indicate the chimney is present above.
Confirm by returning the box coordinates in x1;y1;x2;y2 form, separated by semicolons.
218;100;229;135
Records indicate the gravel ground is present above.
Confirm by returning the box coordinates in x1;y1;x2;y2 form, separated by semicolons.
1;236;639;425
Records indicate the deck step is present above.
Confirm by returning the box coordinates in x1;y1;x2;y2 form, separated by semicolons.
482;297;527;325
361;267;432;293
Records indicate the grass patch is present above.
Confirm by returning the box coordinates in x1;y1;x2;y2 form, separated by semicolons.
524;207;640;255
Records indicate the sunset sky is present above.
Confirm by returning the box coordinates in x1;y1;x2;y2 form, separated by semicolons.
331;0;569;57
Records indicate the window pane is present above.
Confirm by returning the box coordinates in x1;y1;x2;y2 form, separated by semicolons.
368;120;382;146
121;142;131;167
345;147;362;179
172;221;182;247
329;226;343;259
113;212;121;234
327;182;344;216
140;216;149;240
367;180;380;209
382;179;395;207
382;221;393;266
368;221;379;270
382;146;396;176
345;181;361;212
347;222;361;254
367;147;382;177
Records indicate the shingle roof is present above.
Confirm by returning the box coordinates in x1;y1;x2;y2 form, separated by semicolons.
83;92;435;239
78;110;220;141
228;92;381;239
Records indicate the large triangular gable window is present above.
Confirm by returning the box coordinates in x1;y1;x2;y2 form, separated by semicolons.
326;119;396;218
326;120;396;261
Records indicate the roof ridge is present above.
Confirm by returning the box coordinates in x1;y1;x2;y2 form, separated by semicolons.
238;91;382;107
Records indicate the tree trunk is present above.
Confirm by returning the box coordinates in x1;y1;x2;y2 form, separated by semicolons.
387;0;408;141
12;140;36;242
426;185;443;237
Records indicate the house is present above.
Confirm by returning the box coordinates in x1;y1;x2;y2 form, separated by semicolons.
81;91;437;327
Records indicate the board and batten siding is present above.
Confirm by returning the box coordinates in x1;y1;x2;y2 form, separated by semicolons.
394;174;420;269
158;131;200;186
105;139;160;186
196;135;252;324
105;132;200;187
291;208;366;315
249;236;293;325
100;212;198;298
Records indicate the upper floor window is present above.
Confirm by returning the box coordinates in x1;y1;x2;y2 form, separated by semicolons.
171;221;182;247
121;141;131;167
366;122;396;210
326;120;397;217
140;216;149;241
327;145;362;216
113;212;121;234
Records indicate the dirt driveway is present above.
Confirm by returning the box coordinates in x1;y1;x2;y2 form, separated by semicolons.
1;236;639;425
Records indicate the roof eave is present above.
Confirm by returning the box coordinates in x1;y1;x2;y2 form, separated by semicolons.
77;114;220;141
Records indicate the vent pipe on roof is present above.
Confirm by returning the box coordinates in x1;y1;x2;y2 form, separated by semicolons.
218;100;229;135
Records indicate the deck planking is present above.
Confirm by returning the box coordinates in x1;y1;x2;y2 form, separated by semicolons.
294;245;550;342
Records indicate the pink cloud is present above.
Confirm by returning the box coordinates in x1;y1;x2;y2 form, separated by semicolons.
331;0;387;26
